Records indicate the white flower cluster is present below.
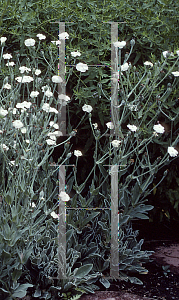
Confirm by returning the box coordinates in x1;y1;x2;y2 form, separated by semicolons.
16;101;32;110
16;76;33;83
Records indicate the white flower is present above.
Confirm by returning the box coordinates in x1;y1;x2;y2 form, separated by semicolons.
58;94;70;102
163;51;168;58
42;85;51;92
162;51;174;58
121;62;129;71
51;40;61;45
36;33;46;40
12;108;17;114
52;75;63;83
3;83;11;89
45;90;53;97
58;32;69;39
0;107;8;116
24;38;35;47
171;71;179;77
76;62;88;72
17;101;32;109
1;144;9;151
42;103;50;112
19;66;31;73
8;108;17;114
59;191;70;201
71;51;81;57
176;50;179;56
21;101;32;108
42;103;58;114
3;53;12;59
6;61;15;66
127;104;138;111
113;41;126;49
144;61;153;67
153;124;165;134
74;150;82;157
26;140;30;143
106;122;114;129
30;202;36;208
46;139;56;145
16;103;25;109
168;146;178;157
93;123;98;129
47;133;56;141
20;127;27;134
30;91;39;98
49;107;58;114
49;121;60;130
111;140;121;147
13;120;24;129
127;124;138;132
35;69;41;75
15;76;33;83
1;37;7;44
52;130;63;136
82;104;93;113
50;211;59;219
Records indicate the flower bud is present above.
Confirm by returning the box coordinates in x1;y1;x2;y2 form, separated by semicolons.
167;87;172;93
96;129;100;136
64;142;70;150
163;169;169;176
70;131;76;137
66;152;72;158
130;39;135;46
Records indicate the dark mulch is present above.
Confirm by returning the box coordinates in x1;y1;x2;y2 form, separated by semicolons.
91;220;179;300
104;253;179;300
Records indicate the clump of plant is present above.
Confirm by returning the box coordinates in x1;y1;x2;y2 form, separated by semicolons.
0;29;179;300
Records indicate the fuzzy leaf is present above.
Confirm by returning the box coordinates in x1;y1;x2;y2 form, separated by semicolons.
12;284;33;298
99;277;110;288
74;264;93;278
